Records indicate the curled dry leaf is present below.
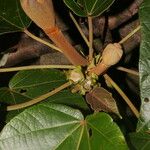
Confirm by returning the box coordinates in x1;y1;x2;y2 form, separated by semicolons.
86;87;121;117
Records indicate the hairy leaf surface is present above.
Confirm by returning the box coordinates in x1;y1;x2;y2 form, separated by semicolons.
138;0;150;131
86;87;120;116
0;104;127;150
130;0;150;149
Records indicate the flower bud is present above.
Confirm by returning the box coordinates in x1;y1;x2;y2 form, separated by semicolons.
102;43;123;66
89;43;123;75
20;0;55;30
69;69;84;83
67;67;84;83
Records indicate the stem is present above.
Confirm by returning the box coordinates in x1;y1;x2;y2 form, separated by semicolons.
0;65;75;72
117;66;139;76
103;74;140;118
89;62;108;75
44;27;88;66
7;81;71;111
69;12;89;47
88;16;94;61
119;25;141;44
24;29;62;52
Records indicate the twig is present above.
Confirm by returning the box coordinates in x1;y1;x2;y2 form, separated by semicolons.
119;25;141;44
24;29;62;52
88;16;94;61
7;81;71;111
92;0;143;32
108;0;143;30
119;19;140;54
45;27;88;66
69;12;89;47
21;1;88;66
0;65;75;72
116;66;139;76
103;74;140;118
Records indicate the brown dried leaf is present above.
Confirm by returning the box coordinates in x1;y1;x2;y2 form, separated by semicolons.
86;87;121;117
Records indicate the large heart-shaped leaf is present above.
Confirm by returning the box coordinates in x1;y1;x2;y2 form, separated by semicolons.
0;69;88;122
138;0;150;130
0;103;128;149
0;0;31;35
63;0;115;17
0;87;30;123
129;0;150;149
9;69;67;97
129;131;150;150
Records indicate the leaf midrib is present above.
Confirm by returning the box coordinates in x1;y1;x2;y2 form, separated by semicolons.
0;121;80;141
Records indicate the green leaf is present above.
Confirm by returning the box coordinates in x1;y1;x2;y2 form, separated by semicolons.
0;69;88;122
129;132;150;150
9;69;67;98
45;90;88;111
0;104;128;149
138;0;150;130
0;87;29;123
64;0;115;17
85;113;128;150
0;0;31;35
63;0;86;17
129;1;150;149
